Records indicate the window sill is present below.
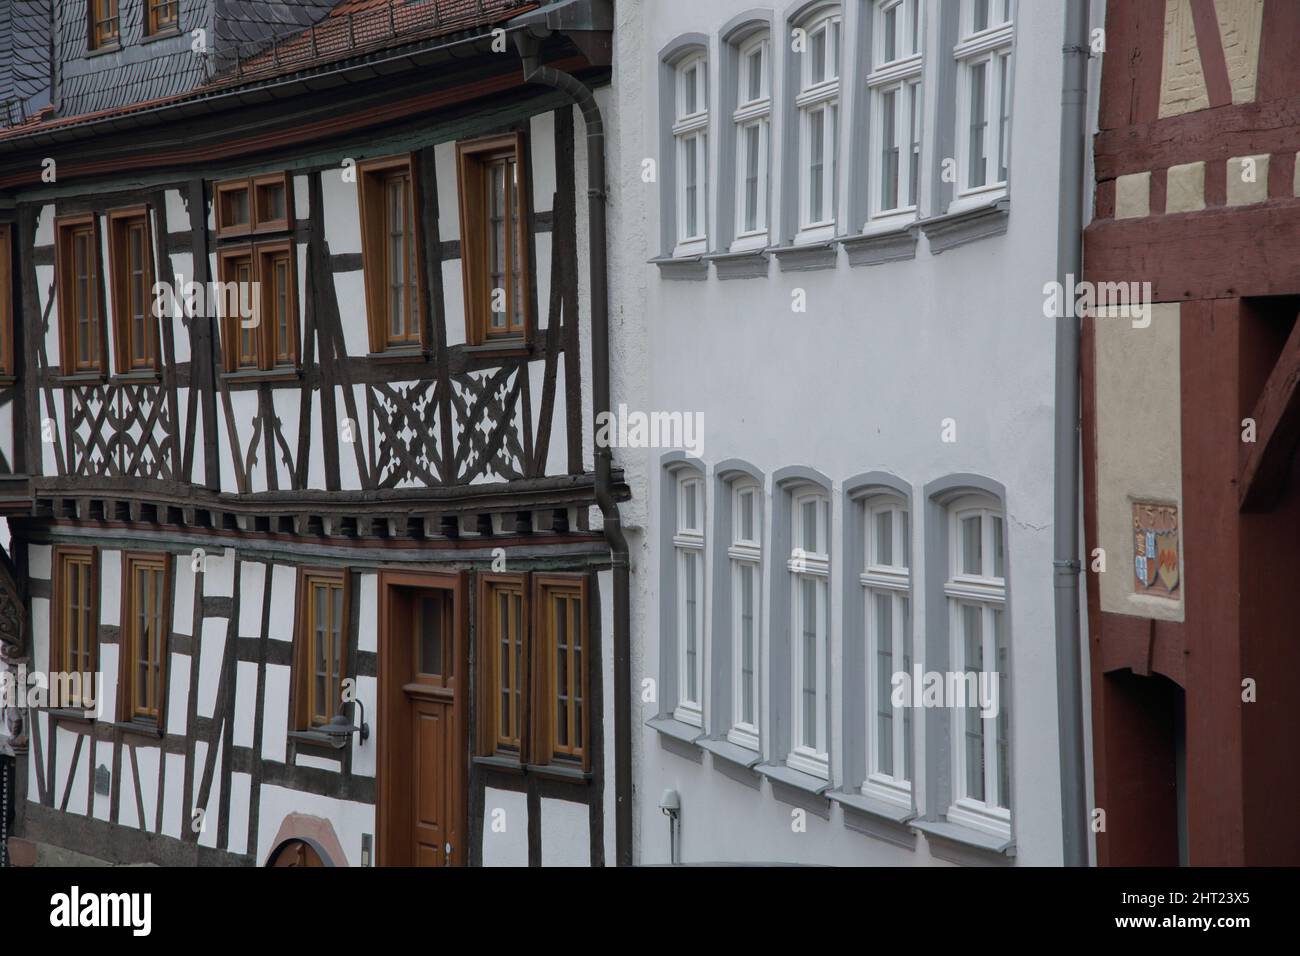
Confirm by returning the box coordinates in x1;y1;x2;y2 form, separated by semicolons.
141;27;183;45
112;720;163;739
698;735;762;770
912;817;1016;859
920;195;1010;255
288;729;347;752
646;714;703;746
840;224;919;268
367;347;431;363
220;368;302;385
52;373;107;386
462;340;532;357
703;247;770;280
648;254;709;281
86;42;123;58
829;789;915;824
0;376;17;387
755;761;829;796
472;754;525;775
110;371;162;385
524;761;591;783
831;790;918;850
770;241;837;273
44;708;97;725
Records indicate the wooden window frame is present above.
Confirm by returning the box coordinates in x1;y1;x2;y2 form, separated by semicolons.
52;546;99;711
215;172;293;239
146;0;180;37
0;223;13;379
532;574;589;771
457;133;533;346
357;155;426;354
476;573;529;760
89;0;121;51
291;569;352;731
217;241;299;374
117;552;172;727
107;207;159;375
55;213;107;378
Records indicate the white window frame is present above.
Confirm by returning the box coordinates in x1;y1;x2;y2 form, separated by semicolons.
952;0;1013;212
866;0;923;230
673;53;710;256
795;6;842;243
727;481;763;750
945;495;1010;839
732;33;772;252
862;496;912;808
673;474;706;726
788;489;829;778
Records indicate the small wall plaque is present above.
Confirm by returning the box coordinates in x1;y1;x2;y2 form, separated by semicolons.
1133;501;1180;597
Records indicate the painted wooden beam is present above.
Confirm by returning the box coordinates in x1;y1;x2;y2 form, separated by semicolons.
1240;309;1300;511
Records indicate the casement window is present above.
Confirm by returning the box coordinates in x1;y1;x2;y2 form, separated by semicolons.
55;215;105;376
107;209;158;374
215;173;292;238
457;134;532;346
479;575;527;757
732;33;771;251
0;224;12;378
955;0;1014;198
293;570;350;730
216;243;298;373
862;497;913;807
945;497;1011;837
535;576;589;769
358;156;424;352
53;547;98;710
673;474;705;726
728;481;762;750
90;0;120;50
146;0;179;36
795;6;842;241
868;0;923;222
672;53;709;255
119;553;171;726
788;490;830;778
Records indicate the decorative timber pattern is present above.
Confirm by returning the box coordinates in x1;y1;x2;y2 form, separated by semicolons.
65;383;175;480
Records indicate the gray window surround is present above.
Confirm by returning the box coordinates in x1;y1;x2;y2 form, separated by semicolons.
917;0;1017;253
916;472;1016;857
715;11;776;255
756;465;835;794
839;472;918;827
651;452;709;745
703;460;767;770
654;33;713;277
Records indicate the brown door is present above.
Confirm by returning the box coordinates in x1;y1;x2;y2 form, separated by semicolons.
377;572;467;866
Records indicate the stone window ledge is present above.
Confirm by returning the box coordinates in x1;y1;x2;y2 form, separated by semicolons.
919;197;1011;255
649;254;710;281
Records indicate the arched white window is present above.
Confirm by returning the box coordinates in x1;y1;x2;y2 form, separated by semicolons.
732;32;771;250
788;489;830;778
867;0;923;224
955;0;1013;199
728;480;762;749
945;495;1010;838
795;5;842;241
673;473;706;725
673;52;710;255
862;495;912;807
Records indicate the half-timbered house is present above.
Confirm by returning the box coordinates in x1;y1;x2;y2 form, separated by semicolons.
0;0;629;867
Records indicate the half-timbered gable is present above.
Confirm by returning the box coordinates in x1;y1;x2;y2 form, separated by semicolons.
0;0;625;868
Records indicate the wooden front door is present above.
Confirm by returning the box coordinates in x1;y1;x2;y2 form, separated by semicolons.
377;572;467;866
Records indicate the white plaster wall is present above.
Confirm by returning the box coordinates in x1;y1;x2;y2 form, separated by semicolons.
481;787;529;866
613;0;1070;866
227;771;253;856
540;798;591;867
256;785;375;867
161;752;185;837
261;664;291;764
322;169;362;254
195;617;227;720
166;653;190;737
233;660;258;749
238;560;267;637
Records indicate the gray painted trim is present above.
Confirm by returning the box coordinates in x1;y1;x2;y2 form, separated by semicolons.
646;715;704;746
658;34;712;257
829;788;916;824
840;472;914;797
771;242;838;272
768;466;832;771
931;0;962;216
716;10;776;252
920;473;1014;842
840;227;920;267
843;0;874;232
708;460;765;742
649;255;710;281
756;761;831;818
658;453;707;727
912;818;1016;861
699;736;763;770
920;198;1011;254
704;248;771;280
